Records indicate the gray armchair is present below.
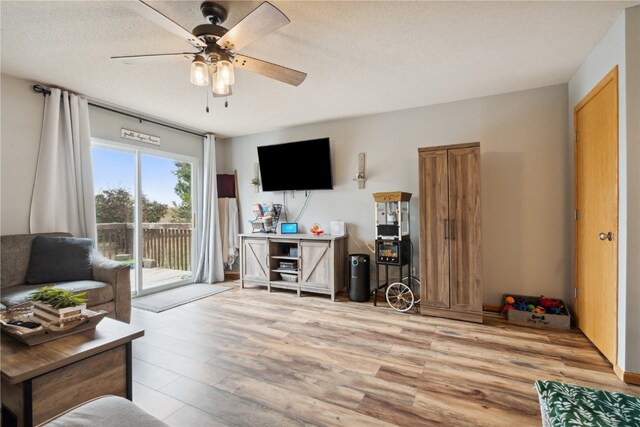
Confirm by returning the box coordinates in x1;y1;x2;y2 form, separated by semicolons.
0;232;131;323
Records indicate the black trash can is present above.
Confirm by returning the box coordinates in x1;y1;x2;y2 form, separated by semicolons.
349;254;370;302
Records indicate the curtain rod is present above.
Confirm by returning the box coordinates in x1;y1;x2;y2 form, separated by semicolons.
32;84;206;138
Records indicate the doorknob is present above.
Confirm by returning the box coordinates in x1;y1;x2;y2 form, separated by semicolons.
598;232;613;241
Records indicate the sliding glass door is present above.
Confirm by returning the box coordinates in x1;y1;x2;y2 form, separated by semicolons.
140;155;193;290
92;142;197;296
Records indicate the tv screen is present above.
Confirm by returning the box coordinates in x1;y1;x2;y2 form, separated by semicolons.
257;138;333;191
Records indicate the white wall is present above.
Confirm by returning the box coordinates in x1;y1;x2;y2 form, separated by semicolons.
627;5;640;376
568;6;640;374
0;74;204;235
220;84;570;306
1;74;45;234
90;106;203;160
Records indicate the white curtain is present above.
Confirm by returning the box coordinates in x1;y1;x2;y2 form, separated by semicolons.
194;134;225;283
30;88;96;241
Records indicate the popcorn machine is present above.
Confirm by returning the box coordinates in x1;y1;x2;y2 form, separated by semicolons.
372;192;412;304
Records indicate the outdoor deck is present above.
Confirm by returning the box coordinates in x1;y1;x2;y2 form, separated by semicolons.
97;222;193;291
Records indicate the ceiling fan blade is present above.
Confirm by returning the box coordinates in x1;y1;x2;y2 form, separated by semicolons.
217;2;290;52
233;54;306;86
126;0;206;48
111;52;195;64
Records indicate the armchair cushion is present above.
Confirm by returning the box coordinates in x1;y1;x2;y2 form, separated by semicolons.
26;236;93;284
0;280;114;308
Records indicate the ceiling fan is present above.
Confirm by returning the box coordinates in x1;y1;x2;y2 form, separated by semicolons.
112;0;307;100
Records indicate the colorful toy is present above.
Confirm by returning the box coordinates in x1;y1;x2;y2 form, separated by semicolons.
309;224;324;236
503;294;567;317
539;295;562;309
538;295;566;315
500;304;515;316
510;297;530;312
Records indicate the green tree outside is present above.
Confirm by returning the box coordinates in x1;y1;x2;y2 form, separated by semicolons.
95;187;168;223
95;188;133;223
142;195;168;223
171;162;192;223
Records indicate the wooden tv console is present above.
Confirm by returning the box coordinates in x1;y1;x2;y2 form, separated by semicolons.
239;234;348;301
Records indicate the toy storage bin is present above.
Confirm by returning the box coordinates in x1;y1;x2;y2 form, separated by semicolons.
502;294;571;330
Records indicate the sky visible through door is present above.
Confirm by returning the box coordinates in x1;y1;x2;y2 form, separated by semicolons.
93;148;181;205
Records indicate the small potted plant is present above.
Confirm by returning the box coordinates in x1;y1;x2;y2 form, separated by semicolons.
29;286;87;325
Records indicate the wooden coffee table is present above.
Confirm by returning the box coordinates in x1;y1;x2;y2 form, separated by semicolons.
1;317;144;427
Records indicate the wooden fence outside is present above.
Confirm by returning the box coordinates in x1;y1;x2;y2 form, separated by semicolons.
96;223;192;271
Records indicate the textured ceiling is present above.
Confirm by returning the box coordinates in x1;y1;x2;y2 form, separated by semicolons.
1;1;637;138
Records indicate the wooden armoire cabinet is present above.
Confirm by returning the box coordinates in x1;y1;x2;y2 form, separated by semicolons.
418;142;483;323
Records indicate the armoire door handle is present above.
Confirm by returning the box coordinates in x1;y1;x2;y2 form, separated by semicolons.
444;219;449;239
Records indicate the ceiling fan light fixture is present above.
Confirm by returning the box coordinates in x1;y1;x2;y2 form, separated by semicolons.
190;55;209;86
212;70;230;95
216;60;235;86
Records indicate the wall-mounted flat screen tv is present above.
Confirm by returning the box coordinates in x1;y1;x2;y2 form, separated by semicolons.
257;138;333;191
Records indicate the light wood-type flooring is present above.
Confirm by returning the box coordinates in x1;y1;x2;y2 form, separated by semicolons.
130;282;640;426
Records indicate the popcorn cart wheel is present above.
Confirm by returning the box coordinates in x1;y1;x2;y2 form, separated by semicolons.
385;275;421;313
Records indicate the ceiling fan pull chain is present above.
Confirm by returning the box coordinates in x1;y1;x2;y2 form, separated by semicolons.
225;98;229;108
206;86;210;113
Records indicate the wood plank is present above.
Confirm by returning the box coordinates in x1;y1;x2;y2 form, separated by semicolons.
418;142;480;152
448;146;482;313
418;149;450;309
133;341;229;387
615;365;640;386
245;333;383;376
1;317;143;384
357;393;454;426
160;376;309;426
137;329;221;362
207;352;366;410
127;284;639;427
163;405;235;426
32;346;128;425
0;380;22;425
132;381;185;420
216;373;395;427
132;358;181;390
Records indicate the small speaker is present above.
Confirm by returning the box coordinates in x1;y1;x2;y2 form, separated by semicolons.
330;220;346;236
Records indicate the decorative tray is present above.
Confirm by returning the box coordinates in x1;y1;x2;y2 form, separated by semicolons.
0;305;108;346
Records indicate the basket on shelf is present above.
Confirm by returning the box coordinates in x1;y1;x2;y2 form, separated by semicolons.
280;272;298;282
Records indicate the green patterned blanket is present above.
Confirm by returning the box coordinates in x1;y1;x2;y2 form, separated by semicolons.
535;380;640;426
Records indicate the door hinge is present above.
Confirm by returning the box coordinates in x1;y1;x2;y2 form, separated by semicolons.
574;131;578;143
574;287;578;299
575;209;579;221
